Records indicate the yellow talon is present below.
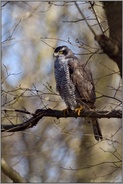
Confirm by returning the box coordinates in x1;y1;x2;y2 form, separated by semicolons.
74;106;84;116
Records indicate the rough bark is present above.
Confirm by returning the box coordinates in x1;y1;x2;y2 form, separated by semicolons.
96;2;122;76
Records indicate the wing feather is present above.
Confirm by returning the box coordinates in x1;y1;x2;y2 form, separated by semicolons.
68;58;96;106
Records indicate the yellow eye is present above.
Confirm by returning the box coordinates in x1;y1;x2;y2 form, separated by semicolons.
59;51;63;54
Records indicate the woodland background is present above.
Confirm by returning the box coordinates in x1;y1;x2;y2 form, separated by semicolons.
2;1;122;182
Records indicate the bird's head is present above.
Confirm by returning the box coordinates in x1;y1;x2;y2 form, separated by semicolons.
53;46;72;58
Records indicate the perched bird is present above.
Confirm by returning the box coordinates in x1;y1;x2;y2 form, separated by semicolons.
53;45;102;141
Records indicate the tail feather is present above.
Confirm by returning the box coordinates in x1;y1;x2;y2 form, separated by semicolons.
92;118;102;141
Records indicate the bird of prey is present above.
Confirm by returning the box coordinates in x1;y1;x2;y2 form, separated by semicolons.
53;45;102;141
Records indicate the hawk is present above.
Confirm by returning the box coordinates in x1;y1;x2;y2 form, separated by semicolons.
53;45;102;141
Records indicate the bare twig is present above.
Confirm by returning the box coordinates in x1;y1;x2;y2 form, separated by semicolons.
2;19;21;44
89;1;104;34
1;1;10;7
75;2;97;37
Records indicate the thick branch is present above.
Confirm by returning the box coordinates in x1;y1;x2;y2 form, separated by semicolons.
96;2;122;77
1;108;122;133
1;158;28;183
95;34;122;77
75;2;122;77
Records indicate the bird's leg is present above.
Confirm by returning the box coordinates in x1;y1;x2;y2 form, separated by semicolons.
62;107;71;116
74;105;84;116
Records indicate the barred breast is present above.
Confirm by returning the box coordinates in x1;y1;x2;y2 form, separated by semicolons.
54;58;77;109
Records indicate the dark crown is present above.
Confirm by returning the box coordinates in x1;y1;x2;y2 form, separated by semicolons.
54;46;68;53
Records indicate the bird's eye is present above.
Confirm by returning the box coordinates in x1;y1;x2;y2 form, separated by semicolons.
59;50;68;55
59;51;63;54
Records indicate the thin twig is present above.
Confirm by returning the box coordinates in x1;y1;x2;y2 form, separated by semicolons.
75;2;97;37
89;1;104;34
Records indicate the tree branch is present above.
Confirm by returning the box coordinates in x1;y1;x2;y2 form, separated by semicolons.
75;2;122;77
2;108;122;133
1;158;28;183
96;2;122;77
75;2;97;37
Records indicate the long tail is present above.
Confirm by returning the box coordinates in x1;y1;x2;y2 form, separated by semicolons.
92;118;103;141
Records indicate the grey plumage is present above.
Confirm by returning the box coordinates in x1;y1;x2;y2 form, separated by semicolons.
53;46;102;141
54;53;77;109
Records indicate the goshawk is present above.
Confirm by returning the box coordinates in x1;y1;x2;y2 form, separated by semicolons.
53;45;102;141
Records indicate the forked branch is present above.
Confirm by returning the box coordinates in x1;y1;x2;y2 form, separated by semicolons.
2;108;122;133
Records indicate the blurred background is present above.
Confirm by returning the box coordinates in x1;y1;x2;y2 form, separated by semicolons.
2;1;122;182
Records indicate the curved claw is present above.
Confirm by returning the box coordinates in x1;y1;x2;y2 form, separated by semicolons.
74;106;84;116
